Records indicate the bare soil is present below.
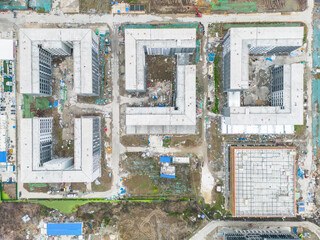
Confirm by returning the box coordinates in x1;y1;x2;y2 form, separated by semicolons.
91;165;113;192
0;203;41;240
2;183;16;199
71;183;87;193
145;55;176;106
75;201;202;240
124;175;155;195
121;135;149;147
208;120;223;172
171;135;202;147
23;183;50;193
146;55;176;84
79;0;110;13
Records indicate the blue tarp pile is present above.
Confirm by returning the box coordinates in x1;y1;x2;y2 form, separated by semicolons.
207;53;215;62
297;168;304;179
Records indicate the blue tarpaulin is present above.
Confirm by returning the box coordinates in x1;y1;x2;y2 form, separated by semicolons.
47;223;82;236
160;174;175;179
160;156;171;163
298;168;304;179
208;53;215;62
53;101;58;107
0;151;6;162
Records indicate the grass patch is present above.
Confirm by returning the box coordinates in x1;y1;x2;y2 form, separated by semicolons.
34;199;154;214
1;191;11;200
4;77;12;92
3;60;7;74
213;49;221;93
162;137;171;147
295;124;306;136
36;8;46;13
124;175;155;195
212;96;219;114
203;193;231;219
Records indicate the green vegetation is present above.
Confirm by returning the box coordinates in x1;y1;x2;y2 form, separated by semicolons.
295;124;306;136
213;50;221;93
3;77;12;92
203;193;231;219
36;8;45;13
167;211;182;218
162;137;171;147
3;60;7;74
303;25;308;44
212;96;219;114
210;0;257;13
22;94;34;118
34;199;155;214
35;97;50;110
1;191;11;200
102;216;111;225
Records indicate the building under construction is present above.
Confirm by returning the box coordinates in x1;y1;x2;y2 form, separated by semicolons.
229;146;296;217
124;28;197;135
19;28;99;97
218;228;299;240
221;27;304;134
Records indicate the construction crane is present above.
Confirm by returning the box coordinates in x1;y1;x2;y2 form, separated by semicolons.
188;6;202;17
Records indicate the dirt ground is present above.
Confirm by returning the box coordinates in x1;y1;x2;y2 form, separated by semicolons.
208;120;223;172
124;175;155;195
145;55;176;106
171;135;202;147
121;152;199;197
91;165;113;192
75;201;202;240
79;0;110;13
256;0;306;11
23;183;50;193
0;203;41;240
2;183;16;199
0;201;202;239
121;135;149;147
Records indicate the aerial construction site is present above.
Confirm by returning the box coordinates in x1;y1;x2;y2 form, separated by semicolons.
0;0;320;239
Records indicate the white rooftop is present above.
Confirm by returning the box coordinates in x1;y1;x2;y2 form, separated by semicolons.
20;117;100;183
124;28;197;135
126;65;196;134
125;28;196;92
231;146;296;217
226;27;304;90
222;63;304;134
19;28;98;96
0;39;14;60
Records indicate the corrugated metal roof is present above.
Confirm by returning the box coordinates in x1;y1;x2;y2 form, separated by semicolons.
0;151;6;162
47;223;82;236
160;156;171;163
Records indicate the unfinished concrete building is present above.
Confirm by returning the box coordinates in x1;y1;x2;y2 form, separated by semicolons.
20;117;101;183
222;27;304;134
19;28;99;96
124;28;197;134
229;146;296;217
218;228;299;240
